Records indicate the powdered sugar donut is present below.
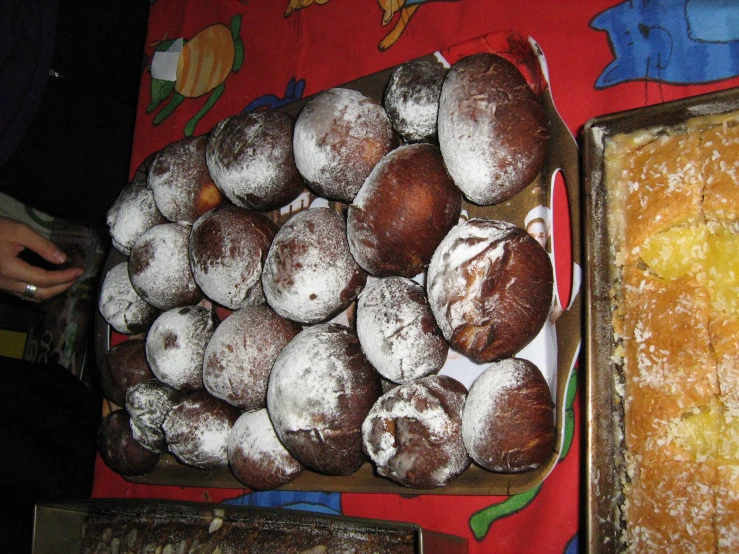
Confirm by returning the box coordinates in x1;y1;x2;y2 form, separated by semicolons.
203;305;301;411
97;409;160;476
125;379;184;454
189;206;277;310
206;110;305;211
347;143;461;277
362;375;470;488
162;390;241;470
98;262;159;335
148;135;223;225
106;181;167;256
146;305;218;392
267;323;382;475
99;338;155;407
462;358;555;473
128;223;203;311
427;218;553;363
262;208;367;324
438;53;549;205
293;88;397;202
384;60;446;144
356;277;447;383
227;409;304;490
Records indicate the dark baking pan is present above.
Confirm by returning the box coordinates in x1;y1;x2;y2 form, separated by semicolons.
32;499;468;553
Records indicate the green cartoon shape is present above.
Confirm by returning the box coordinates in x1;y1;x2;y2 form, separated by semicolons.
147;14;244;136
468;368;578;540
469;485;542;540
560;368;578;461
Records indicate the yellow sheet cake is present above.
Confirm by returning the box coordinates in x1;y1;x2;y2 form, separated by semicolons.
606;110;739;552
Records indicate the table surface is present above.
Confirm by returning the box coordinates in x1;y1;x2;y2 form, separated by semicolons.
91;2;739;552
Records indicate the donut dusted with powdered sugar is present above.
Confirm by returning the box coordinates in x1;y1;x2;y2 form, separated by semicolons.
97;410;160;476
189;206;277;310
227;409;304;491
203;305;301;411
147;135;223;225
383;60;446;144
356;277;447;384
267;323;382;476
261;208;367;324
98;262;159;335
347;143;461;277
146;305;218;393
126;379;184;454
206;110;305;211
106;181;167;256
162;390;241;470
99;338;155;407
362;375;470;488
426;218;553;363
128;223;203;311
462;358;555;473
438;53;549;205
293;88;397;202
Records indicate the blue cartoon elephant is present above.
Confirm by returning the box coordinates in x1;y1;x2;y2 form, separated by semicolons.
591;0;739;88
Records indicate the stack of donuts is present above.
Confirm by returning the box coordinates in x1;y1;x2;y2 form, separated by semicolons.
97;53;557;491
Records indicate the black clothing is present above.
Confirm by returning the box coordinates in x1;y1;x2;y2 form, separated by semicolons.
0;0;150;230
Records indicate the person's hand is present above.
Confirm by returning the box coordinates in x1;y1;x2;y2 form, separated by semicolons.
0;216;84;301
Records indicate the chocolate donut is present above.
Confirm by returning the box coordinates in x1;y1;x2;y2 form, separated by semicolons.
97;409;160;476
362;375;470;488
189;205;277;310
267;323;382;476
106;181;167;256
99;338;155;407
162;390;241;470
356;277;447;383
462;358;555;473
128;223;203;311
206;110;305;211
147;135;223;225
293;88;397;202
146;305;218;393
262;208;367;324
203;305;301;411
98;262;159;335
438;53;549;205
347;143;461;277
426;218;553;363
227;409;304;491
384;60;446;144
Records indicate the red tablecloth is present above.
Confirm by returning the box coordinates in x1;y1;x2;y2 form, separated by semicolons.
92;2;739;552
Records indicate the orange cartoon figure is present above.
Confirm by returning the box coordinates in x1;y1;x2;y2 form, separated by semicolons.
378;0;460;51
284;0;330;17
148;15;244;136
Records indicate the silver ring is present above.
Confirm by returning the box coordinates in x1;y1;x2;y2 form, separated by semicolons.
22;283;37;300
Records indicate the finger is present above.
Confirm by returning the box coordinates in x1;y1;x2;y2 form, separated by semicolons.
32;280;78;301
2;258;84;289
7;264;83;289
6;221;68;265
4;279;77;303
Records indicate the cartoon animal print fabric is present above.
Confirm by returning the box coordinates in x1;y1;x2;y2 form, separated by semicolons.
592;0;739;87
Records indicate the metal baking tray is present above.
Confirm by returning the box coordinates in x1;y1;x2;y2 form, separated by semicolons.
582;86;739;553
95;31;582;495
32;499;468;553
